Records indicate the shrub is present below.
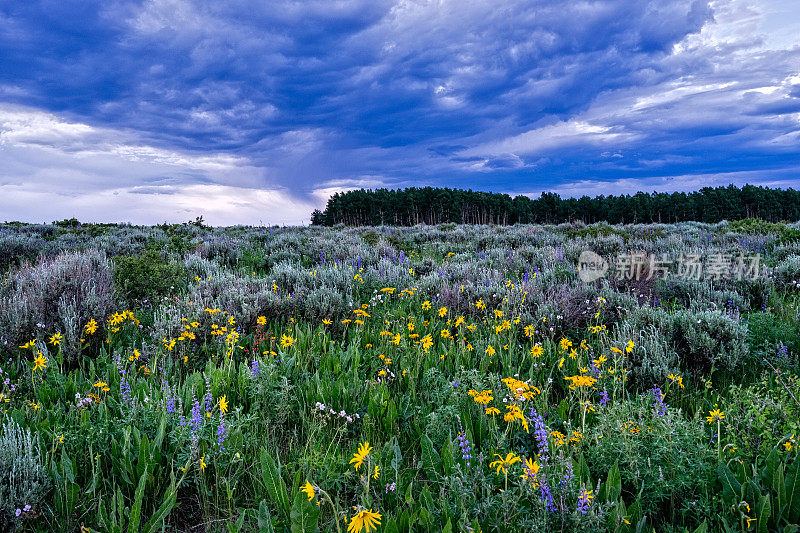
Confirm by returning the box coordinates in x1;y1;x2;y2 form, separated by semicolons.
728;218;786;235
0;249;116;360
613;307;748;383
587;396;715;523
114;249;185;304
722;376;800;465
774;254;800;284
0;418;50;530
746;312;800;367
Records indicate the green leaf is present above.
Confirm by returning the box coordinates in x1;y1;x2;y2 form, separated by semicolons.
442;518;452;533
718;463;743;504
755;493;771;533
227;511;247;533
61;449;75;484
390;437;402;472
627;499;643;530
603;462;622;503
397;510;411;532
420;485;435;513
260;448;291;524
692;519;708;533
574;453;591;487
765;448;781;486
441;439;455;475
290;491;319;533
127;464;149;533
383;517;399;533
421;435;441;477
774;461;787;523
141;469;180;533
385;398;398;432
785;456;800;523
404;481;414;505
257;500;276;533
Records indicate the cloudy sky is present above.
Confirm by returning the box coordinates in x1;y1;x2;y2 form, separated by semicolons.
0;0;799;225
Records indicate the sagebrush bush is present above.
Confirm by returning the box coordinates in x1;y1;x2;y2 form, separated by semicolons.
614;306;748;380
774;254;800;284
0;249;116;360
0;418;50;530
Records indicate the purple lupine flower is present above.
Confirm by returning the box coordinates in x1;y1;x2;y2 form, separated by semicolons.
217;418;228;451
540;481;557;513
457;427;472;469
120;378;132;406
577;487;592;515
251;359;260;377
166;392;176;414
190;398;202;445
529;407;549;458
778;344;789;359
651;386;667;416
599;389;610;407
561;460;574;487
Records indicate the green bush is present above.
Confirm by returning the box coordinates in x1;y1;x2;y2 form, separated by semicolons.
114;249;185;303
587;396;716;523
722;376;800;465
728;218;786;235
746;312;800;367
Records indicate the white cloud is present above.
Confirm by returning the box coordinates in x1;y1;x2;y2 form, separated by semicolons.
460;120;640;160
0;105;316;225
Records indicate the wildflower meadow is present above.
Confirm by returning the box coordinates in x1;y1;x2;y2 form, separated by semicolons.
1;218;800;532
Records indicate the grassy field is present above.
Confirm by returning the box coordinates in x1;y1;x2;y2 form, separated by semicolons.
1;219;800;532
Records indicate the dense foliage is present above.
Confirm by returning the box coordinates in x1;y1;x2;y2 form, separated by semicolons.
1;219;800;532
311;185;800;226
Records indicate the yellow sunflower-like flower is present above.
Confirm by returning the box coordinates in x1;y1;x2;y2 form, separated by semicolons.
490;452;521;475
520;457;540;484
347;508;382;533
300;480;316;501
349;441;372;471
280;334;295;349
32;353;48;372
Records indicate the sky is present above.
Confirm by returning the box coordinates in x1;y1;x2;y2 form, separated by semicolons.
0;0;799;226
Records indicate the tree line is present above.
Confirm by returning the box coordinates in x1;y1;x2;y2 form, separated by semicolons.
310;184;800;226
